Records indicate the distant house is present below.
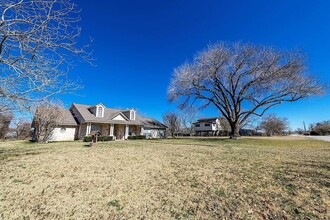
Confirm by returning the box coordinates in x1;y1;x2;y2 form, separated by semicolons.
192;117;223;136
4;131;17;139
33;103;167;142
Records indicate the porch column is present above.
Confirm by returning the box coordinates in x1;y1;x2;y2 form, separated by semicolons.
125;125;129;139
86;122;91;135
109;124;114;136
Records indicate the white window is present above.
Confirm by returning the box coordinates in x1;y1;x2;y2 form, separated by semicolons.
97;106;103;117
130;110;135;120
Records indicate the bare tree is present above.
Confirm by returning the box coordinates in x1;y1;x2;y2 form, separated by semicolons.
0;112;13;139
32;102;64;143
13;117;31;139
259;114;289;136
168;42;324;138
312;121;330;135
218;117;230;136
0;0;92;113
179;107;199;135
163;112;180;138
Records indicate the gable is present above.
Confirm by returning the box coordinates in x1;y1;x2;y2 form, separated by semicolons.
112;113;128;121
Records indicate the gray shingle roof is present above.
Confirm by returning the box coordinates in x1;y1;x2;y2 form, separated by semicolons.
193;117;219;124
72;103;127;123
59;109;77;126
138;116;167;129
70;103;166;129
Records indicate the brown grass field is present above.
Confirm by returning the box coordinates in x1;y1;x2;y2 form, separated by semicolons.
0;137;329;219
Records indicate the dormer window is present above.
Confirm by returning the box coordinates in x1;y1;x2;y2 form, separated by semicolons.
130;110;135;120
97;106;103;117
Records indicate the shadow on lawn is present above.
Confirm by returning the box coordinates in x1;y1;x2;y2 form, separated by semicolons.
282;161;330;188
0;141;44;160
0;150;41;160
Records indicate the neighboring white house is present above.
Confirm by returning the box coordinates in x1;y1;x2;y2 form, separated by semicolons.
33;103;167;141
192;117;222;136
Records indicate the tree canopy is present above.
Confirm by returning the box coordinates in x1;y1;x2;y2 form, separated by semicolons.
168;42;324;138
0;0;92;113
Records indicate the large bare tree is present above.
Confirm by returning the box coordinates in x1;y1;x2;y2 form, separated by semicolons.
0;0;91;113
168;42;324;138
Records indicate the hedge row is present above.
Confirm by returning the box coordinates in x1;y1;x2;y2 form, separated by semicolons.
84;136;113;142
127;135;146;140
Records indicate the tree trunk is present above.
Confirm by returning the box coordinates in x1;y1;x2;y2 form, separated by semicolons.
229;122;240;139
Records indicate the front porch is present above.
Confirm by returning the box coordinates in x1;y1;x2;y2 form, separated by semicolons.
80;123;141;140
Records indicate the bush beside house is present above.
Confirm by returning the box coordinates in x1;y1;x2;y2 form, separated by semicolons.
83;136;113;142
127;135;146;140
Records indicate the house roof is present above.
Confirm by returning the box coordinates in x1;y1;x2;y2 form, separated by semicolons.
138;117;167;129
70;103;166;129
31;108;77;127
59;109;78;126
71;103;129;123
193;117;219;124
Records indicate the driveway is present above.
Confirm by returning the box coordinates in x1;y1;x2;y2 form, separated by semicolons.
307;136;330;142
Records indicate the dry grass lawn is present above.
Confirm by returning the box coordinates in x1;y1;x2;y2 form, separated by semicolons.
0;137;329;219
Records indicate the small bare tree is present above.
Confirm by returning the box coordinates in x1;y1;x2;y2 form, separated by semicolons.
179;107;199;135
312;121;330;135
218;117;230;136
259;114;289;136
163;112;180;138
0;112;13;139
168;42;324;138
32;102;64;143
13;117;31;139
0;0;92;113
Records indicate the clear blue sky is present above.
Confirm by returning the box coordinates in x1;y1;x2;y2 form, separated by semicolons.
62;0;330;130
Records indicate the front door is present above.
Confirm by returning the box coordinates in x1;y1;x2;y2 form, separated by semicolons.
114;124;125;140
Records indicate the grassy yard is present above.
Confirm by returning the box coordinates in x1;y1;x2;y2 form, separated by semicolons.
0;137;329;219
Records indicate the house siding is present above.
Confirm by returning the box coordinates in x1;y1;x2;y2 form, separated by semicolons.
51;127;76;141
101;124;109;135
113;115;126;121
141;127;166;138
129;125;141;136
194;123;218;131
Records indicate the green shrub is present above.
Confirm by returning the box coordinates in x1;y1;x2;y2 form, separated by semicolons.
83;135;113;142
98;136;113;141
127;135;146;140
84;136;93;142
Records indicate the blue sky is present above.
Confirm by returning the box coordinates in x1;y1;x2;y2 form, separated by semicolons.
62;0;330;130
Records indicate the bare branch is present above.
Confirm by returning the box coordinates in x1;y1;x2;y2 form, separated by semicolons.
168;42;325;138
0;0;92;113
